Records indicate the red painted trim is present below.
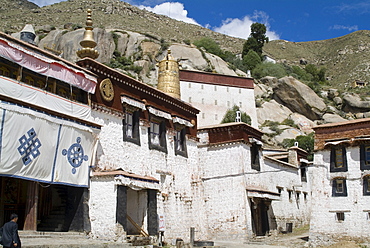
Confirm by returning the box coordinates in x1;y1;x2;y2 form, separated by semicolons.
179;70;254;89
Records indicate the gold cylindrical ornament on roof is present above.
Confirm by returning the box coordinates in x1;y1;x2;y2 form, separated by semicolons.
157;49;181;99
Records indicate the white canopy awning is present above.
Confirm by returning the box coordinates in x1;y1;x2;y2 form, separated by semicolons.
148;106;172;120
172;116;193;127
121;95;146;110
0;38;97;93
0;76;93;121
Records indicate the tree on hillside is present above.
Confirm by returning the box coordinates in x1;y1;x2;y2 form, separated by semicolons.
242;22;269;58
221;105;251;125
243;50;262;70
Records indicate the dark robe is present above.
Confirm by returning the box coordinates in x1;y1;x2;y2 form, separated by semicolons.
1;221;21;248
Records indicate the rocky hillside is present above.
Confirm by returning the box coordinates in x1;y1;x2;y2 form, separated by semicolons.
263;30;370;89
0;0;243;53
2;0;370;87
3;0;370;149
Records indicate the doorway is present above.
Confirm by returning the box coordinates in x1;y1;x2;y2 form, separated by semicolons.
0;177;86;231
250;198;271;236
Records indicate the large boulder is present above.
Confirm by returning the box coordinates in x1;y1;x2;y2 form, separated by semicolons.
39;28;115;64
322;113;347;124
271;76;327;120
274;127;304;144
205;53;241;76
342;93;370;113
289;113;315;134
257;100;293;124
170;44;208;71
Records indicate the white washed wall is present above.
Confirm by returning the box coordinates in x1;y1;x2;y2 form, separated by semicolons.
180;81;258;128
261;160;310;231
198;142;310;241
89;109;311;243
90;109;203;243
89;176;118;240
198;143;251;241
310;147;370;245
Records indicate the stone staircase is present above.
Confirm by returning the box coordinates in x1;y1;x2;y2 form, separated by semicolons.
19;231;134;248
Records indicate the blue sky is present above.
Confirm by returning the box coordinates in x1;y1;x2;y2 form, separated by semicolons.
28;0;370;42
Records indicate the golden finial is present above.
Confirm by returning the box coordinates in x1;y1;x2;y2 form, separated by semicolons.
76;9;99;60
157;49;181;99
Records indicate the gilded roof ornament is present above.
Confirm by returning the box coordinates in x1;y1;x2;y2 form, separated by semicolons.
76;9;99;60
157;49;181;99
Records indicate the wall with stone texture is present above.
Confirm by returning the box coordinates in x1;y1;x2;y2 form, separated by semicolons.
89;109;310;243
90;109;204;243
180;81;258;128
90;176;118;240
199;143;252;240
262;160;311;231
310;147;370;245
198;142;310;241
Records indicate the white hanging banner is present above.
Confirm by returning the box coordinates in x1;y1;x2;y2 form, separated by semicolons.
53;125;96;186
0;102;97;187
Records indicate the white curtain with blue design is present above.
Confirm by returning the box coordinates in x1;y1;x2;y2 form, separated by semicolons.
0;101;98;187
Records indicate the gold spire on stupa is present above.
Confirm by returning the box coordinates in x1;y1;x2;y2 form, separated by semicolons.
157;49;181;99
76;9;99;60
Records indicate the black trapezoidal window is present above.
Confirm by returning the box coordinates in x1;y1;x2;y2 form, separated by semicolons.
360;144;370;171
123;110;141;146
330;146;348;172
363;176;370;196
251;143;260;171
174;127;187;157
332;178;347;197
300;165;307;182
336;212;345;222
148;118;167;153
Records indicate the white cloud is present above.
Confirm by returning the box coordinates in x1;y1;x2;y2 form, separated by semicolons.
334;2;370;14
331;24;358;31
28;0;65;7
138;2;199;25
213;11;280;41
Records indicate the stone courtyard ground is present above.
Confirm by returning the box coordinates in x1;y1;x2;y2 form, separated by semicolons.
19;228;370;248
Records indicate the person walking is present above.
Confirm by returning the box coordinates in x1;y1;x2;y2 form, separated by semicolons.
1;214;21;248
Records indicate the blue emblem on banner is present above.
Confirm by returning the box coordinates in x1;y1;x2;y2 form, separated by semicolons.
17;128;42;166
62;137;88;174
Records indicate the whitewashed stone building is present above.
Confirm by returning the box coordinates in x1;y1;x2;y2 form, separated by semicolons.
75;49;311;244
77;56;202;242
310;118;370;246
179;70;258;128
0;13;312;246
73;16;312;243
198;123;310;240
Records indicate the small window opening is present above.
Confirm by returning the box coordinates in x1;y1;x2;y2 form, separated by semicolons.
336;212;345;222
288;190;292;201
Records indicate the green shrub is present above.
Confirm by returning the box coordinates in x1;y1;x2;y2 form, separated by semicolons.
281;132;314;160
183;39;191;45
221;105;251;125
242;50;261;70
193;37;223;58
252;62;287;79
281;118;298;128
